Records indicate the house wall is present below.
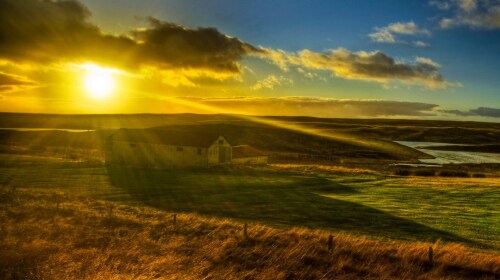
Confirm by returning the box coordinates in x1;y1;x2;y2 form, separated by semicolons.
207;136;232;165
105;141;209;167
231;156;268;165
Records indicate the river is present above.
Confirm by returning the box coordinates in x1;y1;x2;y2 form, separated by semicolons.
396;141;500;164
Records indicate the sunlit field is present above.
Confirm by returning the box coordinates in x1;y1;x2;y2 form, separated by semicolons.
1;151;500;279
3;188;499;279
1;149;498;250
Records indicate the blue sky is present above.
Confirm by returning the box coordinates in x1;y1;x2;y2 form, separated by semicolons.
0;0;499;120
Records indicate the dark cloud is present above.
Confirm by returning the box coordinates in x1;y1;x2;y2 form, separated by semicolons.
0;72;35;86
0;72;37;92
0;0;110;63
180;96;440;118
443;107;500;118
0;0;261;73
131;17;261;72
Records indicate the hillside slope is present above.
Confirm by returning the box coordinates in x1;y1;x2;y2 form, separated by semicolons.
0;122;428;161
123;123;429;160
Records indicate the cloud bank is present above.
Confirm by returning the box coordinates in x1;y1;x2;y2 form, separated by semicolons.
180;96;440;118
0;0;261;75
430;0;500;29
259;48;459;89
443;107;500;118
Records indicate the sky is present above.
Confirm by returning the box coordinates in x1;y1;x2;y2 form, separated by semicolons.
0;0;499;121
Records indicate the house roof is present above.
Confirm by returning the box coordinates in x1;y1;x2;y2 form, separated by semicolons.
109;128;227;148
232;145;267;158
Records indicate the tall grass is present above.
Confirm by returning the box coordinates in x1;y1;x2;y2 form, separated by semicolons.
1;188;498;279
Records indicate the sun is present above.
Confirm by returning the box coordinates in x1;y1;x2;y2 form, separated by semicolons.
82;64;116;99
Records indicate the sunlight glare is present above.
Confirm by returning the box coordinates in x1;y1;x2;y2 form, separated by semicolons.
82;64;116;99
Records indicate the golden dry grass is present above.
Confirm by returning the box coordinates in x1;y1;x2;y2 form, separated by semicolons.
271;164;376;174
1;188;499;280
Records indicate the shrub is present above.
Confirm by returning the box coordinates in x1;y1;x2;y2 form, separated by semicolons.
29;145;46;152
438;171;470;177
414;170;435;176
394;169;411;176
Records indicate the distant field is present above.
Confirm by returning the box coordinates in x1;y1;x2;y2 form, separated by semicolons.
1;152;498;252
0;122;427;161
1;113;499;144
1;113;499;165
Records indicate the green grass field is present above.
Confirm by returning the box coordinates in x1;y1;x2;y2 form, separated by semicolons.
322;173;500;250
1;152;498;252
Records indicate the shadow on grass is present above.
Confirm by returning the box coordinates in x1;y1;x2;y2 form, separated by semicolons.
105;165;473;245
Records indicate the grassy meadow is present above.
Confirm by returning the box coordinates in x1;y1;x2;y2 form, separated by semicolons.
1;178;499;279
1;152;498;249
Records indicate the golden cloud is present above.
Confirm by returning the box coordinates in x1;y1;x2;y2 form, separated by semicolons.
251;75;293;91
368;21;431;47
258;48;461;89
432;0;500;29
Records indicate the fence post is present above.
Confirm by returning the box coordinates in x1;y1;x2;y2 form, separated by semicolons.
244;223;248;239
107;204;113;217
328;234;333;251
428;247;434;264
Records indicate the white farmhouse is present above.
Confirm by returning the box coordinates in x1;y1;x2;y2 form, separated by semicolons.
105;129;232;167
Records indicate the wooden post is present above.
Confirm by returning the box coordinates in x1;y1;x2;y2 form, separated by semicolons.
328;235;333;251
107;204;113;217
428;247;434;264
244;223;248;239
